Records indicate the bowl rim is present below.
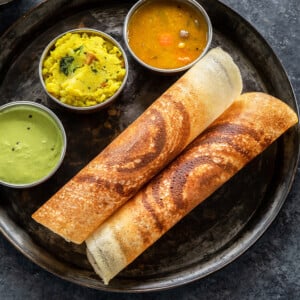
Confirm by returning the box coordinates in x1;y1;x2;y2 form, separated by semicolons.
123;0;213;74
39;28;129;112
0;100;67;188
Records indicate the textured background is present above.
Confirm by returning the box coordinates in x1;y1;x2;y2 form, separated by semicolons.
0;0;299;299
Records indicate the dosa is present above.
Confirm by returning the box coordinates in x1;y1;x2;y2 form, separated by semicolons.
86;92;298;284
32;47;242;244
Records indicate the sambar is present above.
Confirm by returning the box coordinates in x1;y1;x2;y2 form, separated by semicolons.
125;0;211;71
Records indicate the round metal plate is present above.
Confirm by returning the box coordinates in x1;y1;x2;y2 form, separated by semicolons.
0;0;299;292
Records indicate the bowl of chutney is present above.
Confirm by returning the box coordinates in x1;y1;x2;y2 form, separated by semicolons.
0;101;67;188
124;0;213;74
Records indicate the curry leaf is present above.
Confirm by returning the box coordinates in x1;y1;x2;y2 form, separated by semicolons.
60;56;75;76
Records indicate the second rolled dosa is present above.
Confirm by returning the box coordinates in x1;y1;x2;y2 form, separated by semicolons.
86;92;298;284
32;47;242;244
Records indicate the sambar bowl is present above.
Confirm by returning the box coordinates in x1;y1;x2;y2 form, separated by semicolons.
124;0;213;74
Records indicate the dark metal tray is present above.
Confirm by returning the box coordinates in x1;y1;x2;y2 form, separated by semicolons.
0;0;299;293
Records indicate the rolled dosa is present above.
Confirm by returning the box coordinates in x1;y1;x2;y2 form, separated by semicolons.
32;47;242;244
86;92;298;284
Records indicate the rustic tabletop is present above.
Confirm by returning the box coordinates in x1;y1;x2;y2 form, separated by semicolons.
0;0;299;299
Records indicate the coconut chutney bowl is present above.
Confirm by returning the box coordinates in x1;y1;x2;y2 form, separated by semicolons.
124;0;213;74
0;101;67;188
39;28;129;113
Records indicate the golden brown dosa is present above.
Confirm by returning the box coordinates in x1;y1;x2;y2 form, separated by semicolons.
32;47;242;244
86;92;298;284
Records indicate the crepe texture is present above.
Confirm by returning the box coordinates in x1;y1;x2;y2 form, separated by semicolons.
32;47;242;244
86;92;298;284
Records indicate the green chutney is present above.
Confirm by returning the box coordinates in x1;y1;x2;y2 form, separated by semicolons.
0;103;65;185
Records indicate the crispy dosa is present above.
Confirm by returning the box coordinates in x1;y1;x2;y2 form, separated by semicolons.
32;47;242;244
86;92;298;284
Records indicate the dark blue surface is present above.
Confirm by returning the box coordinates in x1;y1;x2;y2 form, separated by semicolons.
0;0;299;299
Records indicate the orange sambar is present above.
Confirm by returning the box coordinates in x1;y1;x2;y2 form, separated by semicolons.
127;0;209;69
